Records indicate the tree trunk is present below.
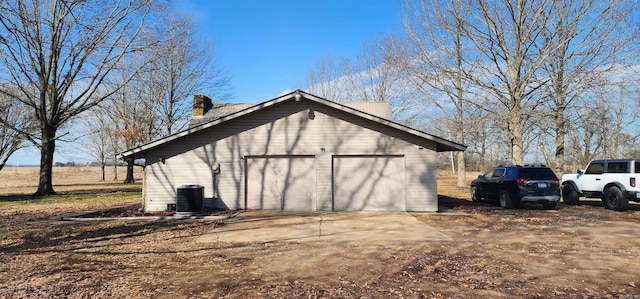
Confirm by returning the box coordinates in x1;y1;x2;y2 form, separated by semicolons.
100;163;105;182
480;126;487;172
510;113;525;165
454;24;466;189
457;151;466;188
554;104;565;176
124;157;135;184
35;126;57;196
450;151;455;173
455;120;466;188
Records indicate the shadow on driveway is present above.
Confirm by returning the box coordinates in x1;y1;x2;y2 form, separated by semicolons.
197;211;452;244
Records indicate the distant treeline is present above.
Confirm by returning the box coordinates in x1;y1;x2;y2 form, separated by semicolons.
4;162;128;167
55;161;128;167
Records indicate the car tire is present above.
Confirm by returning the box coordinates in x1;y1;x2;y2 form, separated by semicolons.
603;186;628;211
542;202;558;210
562;184;580;205
499;190;514;209
471;187;480;202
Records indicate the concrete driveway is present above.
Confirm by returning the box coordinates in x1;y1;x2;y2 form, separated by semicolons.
197;211;452;244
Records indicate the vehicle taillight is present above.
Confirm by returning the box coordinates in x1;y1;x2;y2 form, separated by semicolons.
631;177;636;187
516;179;529;185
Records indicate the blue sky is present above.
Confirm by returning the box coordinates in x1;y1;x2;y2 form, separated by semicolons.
7;0;404;165
174;0;403;102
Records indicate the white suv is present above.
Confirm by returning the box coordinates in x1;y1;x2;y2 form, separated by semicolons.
561;159;640;211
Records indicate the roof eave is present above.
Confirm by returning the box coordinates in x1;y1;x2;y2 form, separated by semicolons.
118;92;298;159
118;90;467;158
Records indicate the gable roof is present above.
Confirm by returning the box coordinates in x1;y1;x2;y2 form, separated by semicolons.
119;90;466;159
191;101;393;127
191;103;254;127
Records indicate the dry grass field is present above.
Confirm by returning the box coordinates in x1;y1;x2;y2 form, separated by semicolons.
0;166;142;194
0;166;143;220
1;168;640;298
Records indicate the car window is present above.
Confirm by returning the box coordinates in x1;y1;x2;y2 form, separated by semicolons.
482;169;494;178
504;168;516;177
492;168;505;178
635;161;640;173
607;162;628;173
518;168;557;179
585;162;604;174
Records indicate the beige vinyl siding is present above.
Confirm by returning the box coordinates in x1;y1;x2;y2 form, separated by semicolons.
404;149;437;211
142;100;438;212
342;102;393;119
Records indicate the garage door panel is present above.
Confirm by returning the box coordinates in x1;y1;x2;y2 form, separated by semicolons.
246;157;315;210
333;156;405;211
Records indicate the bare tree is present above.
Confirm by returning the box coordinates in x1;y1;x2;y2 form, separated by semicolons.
144;15;232;135
305;54;355;101
562;86;640;171
79;106;117;181
0;92;33;171
102;15;232;183
593;87;640;159
566;98;606;167
306;37;417;124
0;0;156;195
461;0;555;165
402;0;475;187
352;36;418;124
107;57;159;184
541;0;637;175
463;104;496;171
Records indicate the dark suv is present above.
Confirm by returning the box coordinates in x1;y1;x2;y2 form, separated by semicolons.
471;165;561;209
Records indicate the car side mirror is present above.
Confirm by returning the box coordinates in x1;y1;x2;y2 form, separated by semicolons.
477;175;483;179
577;169;583;174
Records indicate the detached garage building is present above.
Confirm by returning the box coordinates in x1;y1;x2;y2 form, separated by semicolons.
119;90;466;212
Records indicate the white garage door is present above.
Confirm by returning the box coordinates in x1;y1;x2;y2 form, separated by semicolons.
333;155;405;211
246;156;315;210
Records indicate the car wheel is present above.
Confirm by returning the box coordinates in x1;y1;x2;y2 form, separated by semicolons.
562;184;580;205
499;190;514;209
603;186;628;211
542;202;558;210
471;187;480;202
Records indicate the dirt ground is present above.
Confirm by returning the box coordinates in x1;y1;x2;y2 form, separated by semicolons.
1;169;640;298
